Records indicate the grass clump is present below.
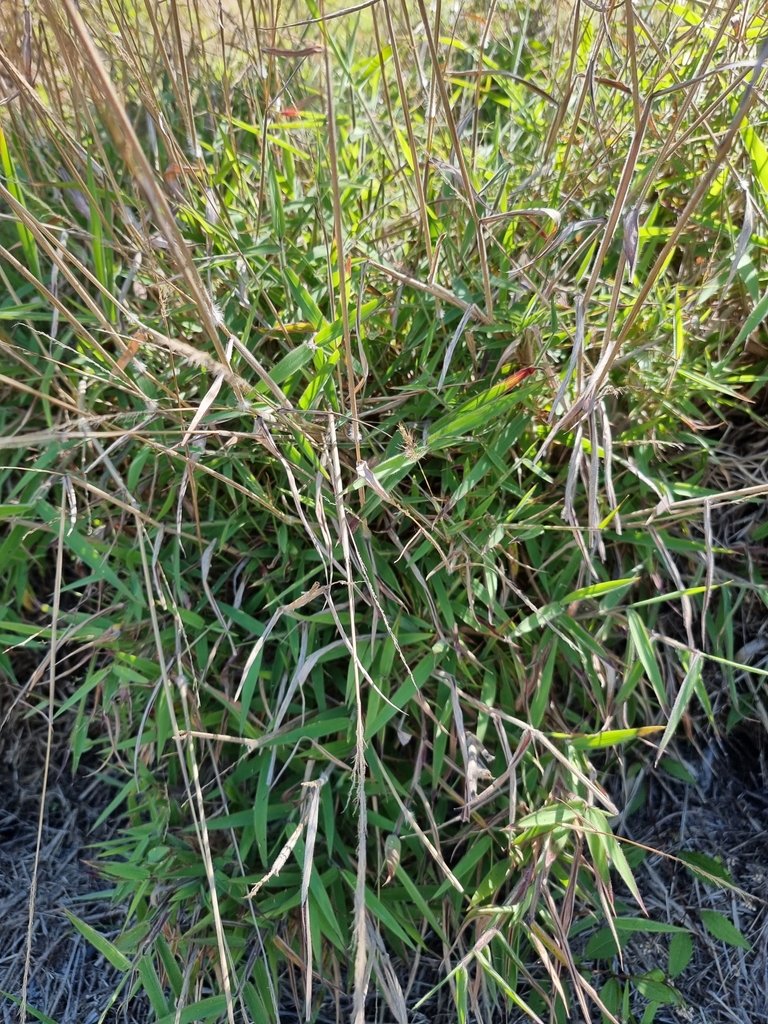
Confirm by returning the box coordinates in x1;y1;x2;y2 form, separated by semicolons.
1;1;768;1022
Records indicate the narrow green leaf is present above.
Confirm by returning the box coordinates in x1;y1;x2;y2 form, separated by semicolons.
62;910;131;971
394;865;446;942
565;726;663;750
285;267;325;329
584;807;610;885
435;835;491;897
732;286;768;349
633;975;682;1006
563;577;638;602
627;609;667;709
35;500;139;605
154;995;228;1024
613;918;688;934
0;992;62;1024
743;124;768;195
640;1002;661;1024
455;966;468;1024
655;652;702;764
155;934;184;999
137;954;170;1017
243;980;274;1024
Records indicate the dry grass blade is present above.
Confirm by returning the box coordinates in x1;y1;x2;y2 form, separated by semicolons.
724;184;755;291
39;0;237;377
414;0;493;316
248;821;305;898
19;487;65;1024
437;306;474;392
649;527;695;650
134;517;236;1024
380;0;432;263
374;754;464;893
326;412;369;1024
234;583;325;704
364;256;491;322
367;918;408;1024
549;292;584;424
461;692;620;815
321;9;360;461
555;37;768;438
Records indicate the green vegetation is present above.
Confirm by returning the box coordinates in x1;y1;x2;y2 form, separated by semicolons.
1;0;767;1021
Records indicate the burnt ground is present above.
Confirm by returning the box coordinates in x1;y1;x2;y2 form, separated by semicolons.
3;688;768;1024
610;734;768;1024
0;688;151;1024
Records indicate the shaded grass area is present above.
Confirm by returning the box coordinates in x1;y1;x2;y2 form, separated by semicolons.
1;0;768;1021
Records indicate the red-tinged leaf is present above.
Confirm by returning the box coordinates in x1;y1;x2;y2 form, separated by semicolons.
502;367;536;390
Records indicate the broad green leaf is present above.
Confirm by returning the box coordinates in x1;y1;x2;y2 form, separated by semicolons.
679;851;733;886
658;756;696;784
585;927;623;959
470;857;515;908
700;909;752;950
600;977;622;1020
668;931;693;978
633;974;683;1006
514;804;580;834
